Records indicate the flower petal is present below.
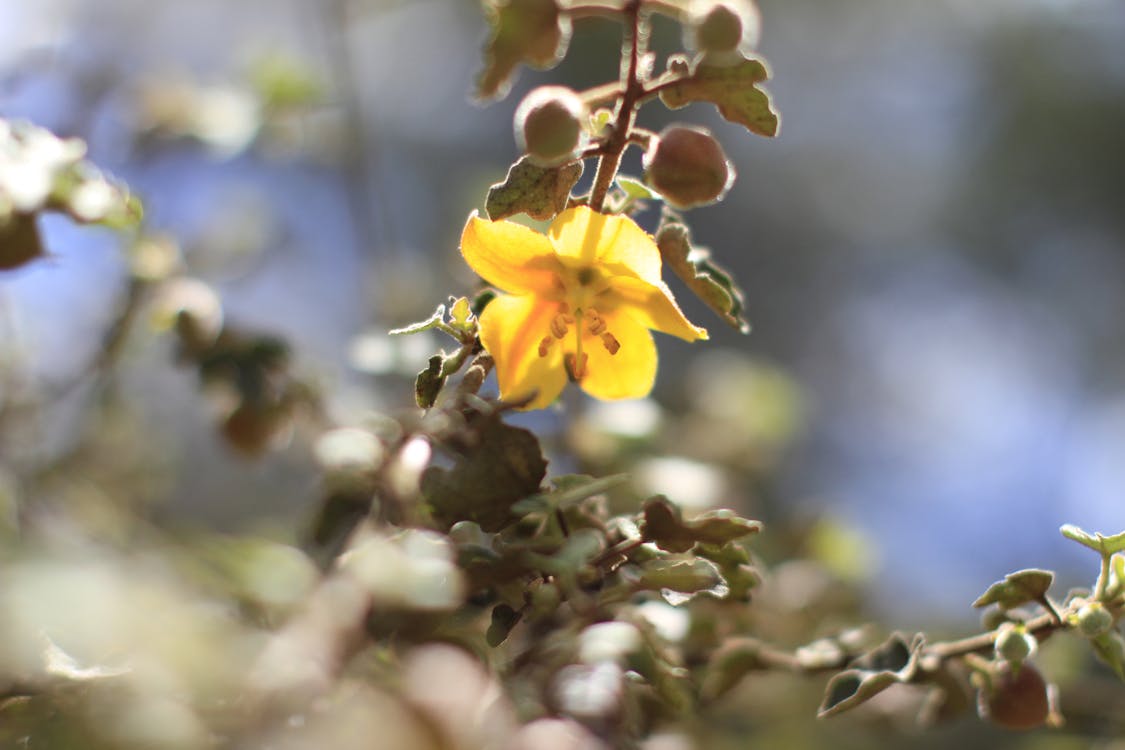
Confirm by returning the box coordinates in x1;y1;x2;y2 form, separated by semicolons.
605;276;708;342
478;294;567;410
548;207;662;285
460;211;561;295
576;310;657;401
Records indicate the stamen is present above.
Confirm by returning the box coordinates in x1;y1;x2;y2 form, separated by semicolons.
586;309;607;336
550;314;569;339
538;336;553;357
565;352;588;381
574;310;585;381
601;332;620;355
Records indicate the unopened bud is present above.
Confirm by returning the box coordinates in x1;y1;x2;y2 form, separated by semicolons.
687;0;762;54
643;125;735;209
994;623;1037;666
514;86;588;167
1074;601;1114;638
980;663;1050;731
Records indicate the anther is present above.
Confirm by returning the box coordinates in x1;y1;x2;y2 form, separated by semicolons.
550;314;569;339
565;352;588;381
538;336;553;357
586;309;607;336
601;333;620;355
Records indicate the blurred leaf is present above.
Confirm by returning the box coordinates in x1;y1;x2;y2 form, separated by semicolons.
511;473;627;515
1091;631;1125;682
818;633;921;718
656;218;750;333
0;213;44;270
635;557;723;595
390;304;446;336
485;156;583;221
617;175;660;201
423;414;547;531
659;54;780;137
250;54;322;109
640;496;761;553
477;0;570;100
696;542;760;601
701;637;764;701
1061;524;1125;556
487;603;523;646
415;355;446;409
972;569;1054;610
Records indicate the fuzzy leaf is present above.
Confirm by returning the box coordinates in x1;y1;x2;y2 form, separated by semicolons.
390;304;446;336
659;54;780;137
423;413;547;532
1091;631;1125;682
972;569;1054;610
640;495;761;553
696;542;760;601
1061;524;1125;556
818;633;921;718
477;0;570;101
701;637;764;701
656;218;750;333
617;175;660;201
414;355;446;409
511;473;627;516
485;156;582;221
636;557;724;595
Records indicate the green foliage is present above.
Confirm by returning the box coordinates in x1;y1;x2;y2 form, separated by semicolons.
818;633;921;717
656;215;751;333
485;155;583;220
477;0;570;100
972;568;1055;610
659;53;780;137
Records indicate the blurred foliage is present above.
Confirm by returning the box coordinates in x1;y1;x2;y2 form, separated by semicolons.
0;1;1124;749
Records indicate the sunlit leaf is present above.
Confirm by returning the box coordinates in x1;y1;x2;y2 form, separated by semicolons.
485;156;583;221
1061;524;1125;556
659;53;780;137
656;217;750;333
818;633;922;718
477;0;571;101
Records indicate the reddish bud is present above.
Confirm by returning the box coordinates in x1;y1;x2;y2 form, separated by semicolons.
980;663;1050;731
514;85;588;167
643;125;735;209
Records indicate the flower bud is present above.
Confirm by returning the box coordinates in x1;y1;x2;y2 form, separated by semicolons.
687;0;762;54
979;663;1050;731
994;623;1037;666
514;85;588;167
1075;601;1115;638
643;125;735;209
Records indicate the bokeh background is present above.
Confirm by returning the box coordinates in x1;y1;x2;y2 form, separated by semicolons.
2;0;1125;744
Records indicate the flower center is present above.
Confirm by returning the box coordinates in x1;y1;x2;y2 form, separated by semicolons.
536;302;620;381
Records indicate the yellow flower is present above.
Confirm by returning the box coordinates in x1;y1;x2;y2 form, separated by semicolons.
460;206;708;410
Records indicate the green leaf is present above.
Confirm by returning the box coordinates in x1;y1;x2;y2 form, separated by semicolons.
0;213;45;271
656;218;750;333
972;569;1054;610
1091;631;1125;682
485;156;583;221
477;0;570;101
616;175;660;201
659;54;780;137
511;473;627;516
422;413;548;532
635;557;724;595
414;355;446;409
1061;524;1125;556
640;495;761;553
818;633;922;718
701;637;764;701
695;542;761;601
390;304;446;336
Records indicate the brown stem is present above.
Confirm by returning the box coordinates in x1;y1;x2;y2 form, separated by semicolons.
588;0;644;212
